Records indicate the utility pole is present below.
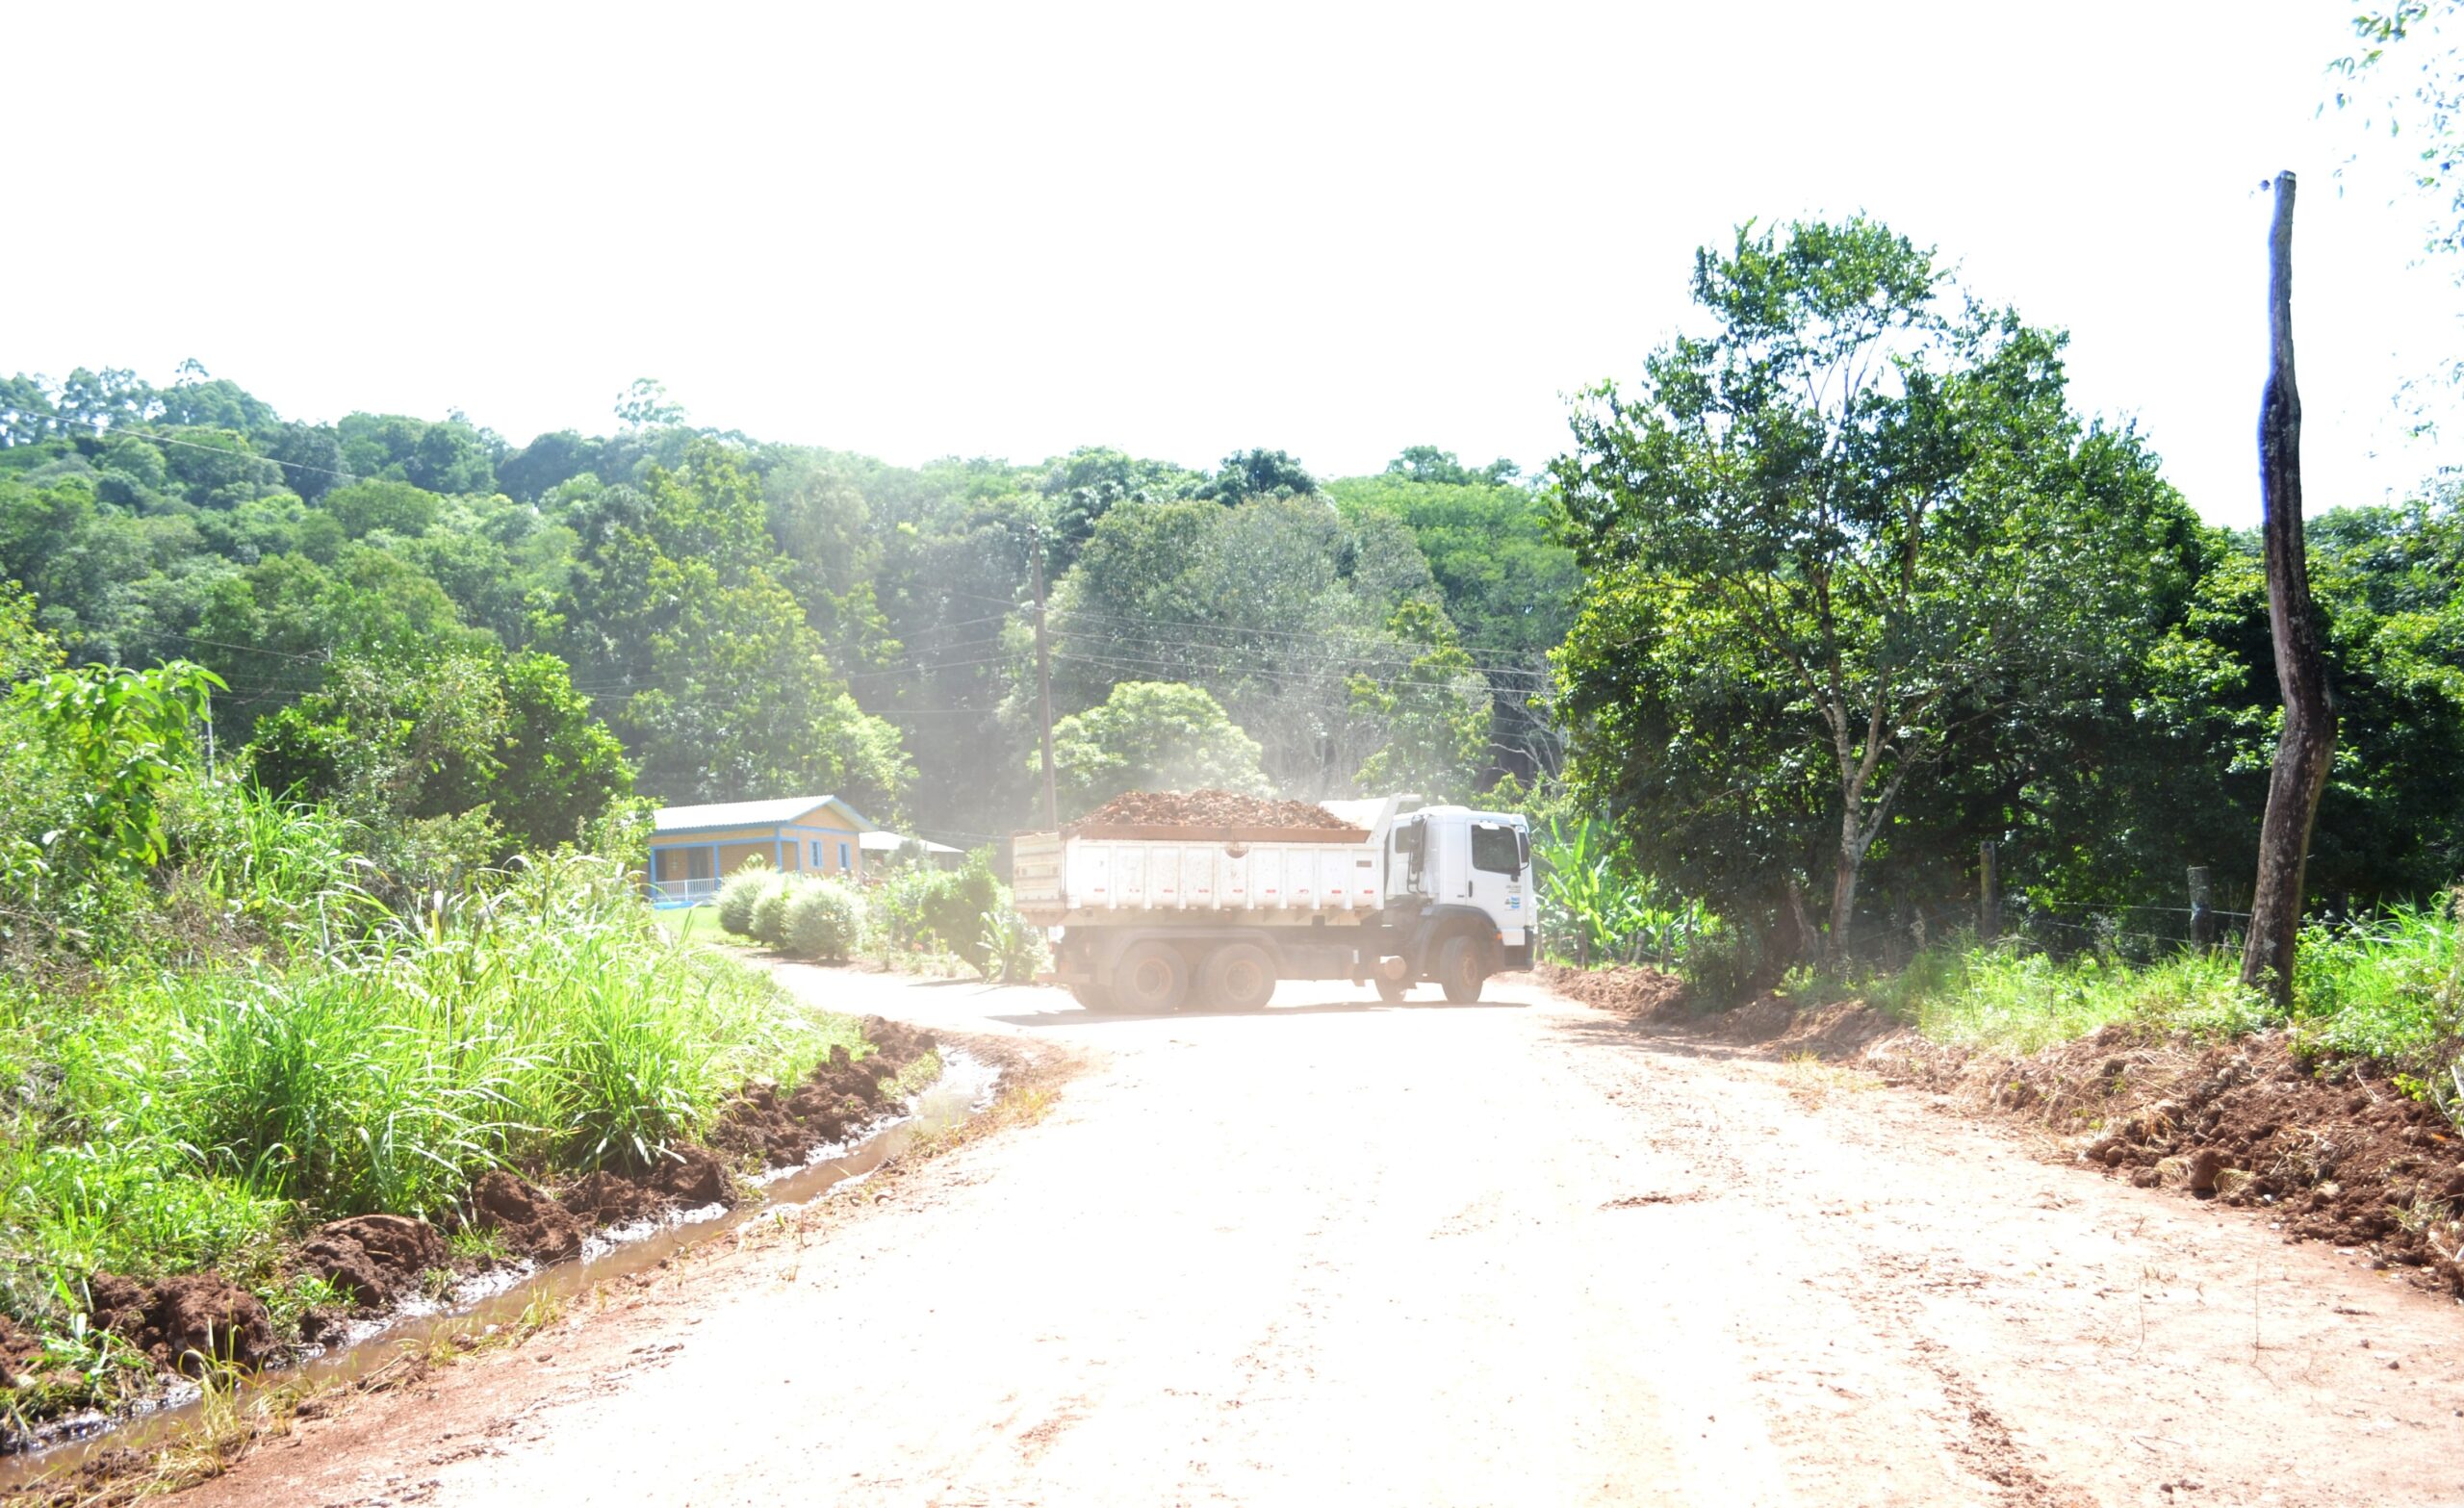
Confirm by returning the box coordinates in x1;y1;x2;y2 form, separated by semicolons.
1031;524;1059;830
2241;170;2337;1007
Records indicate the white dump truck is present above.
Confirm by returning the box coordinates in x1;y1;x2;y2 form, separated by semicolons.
1013;795;1534;1011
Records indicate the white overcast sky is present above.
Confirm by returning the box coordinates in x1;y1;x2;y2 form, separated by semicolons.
6;1;2458;525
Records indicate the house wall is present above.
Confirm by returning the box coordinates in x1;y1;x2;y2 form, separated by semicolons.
647;816;866;888
781;822;862;878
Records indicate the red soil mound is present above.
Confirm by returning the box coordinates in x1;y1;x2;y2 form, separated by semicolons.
1074;789;1363;832
295;1214;449;1309
0;1315;42;1380
1868;1024;2464;1297
710;1015;940;1169
469;1170;585;1264
1539;963;1690;1020
86;1273;272;1375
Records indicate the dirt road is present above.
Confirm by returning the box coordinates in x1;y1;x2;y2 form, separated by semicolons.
189;972;2464;1506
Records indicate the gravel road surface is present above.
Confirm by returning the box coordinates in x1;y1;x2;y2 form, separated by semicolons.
189;970;2464;1506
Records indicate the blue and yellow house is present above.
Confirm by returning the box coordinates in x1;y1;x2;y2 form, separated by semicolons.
646;795;871;907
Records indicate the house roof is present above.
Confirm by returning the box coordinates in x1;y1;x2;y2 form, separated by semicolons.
651;795;874;836
859;830;962;856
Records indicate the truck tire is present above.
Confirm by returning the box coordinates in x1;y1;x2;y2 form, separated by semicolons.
1435;934;1485;1004
1198;942;1276;1011
1068;981;1120;1012
1113;940;1191;1013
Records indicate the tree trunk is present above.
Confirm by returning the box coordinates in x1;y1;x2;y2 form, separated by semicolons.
1827;826;1862;964
2241;170;2338;1007
1783;876;1817;966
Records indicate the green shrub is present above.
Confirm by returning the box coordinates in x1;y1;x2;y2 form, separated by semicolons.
750;878;796;948
1678;925;1762;1006
715;863;775;937
873;851;1003;967
784;881;865;961
978;906;1046;984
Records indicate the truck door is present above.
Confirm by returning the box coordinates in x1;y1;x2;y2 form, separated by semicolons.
1465;817;1528;946
1390;816;1430;899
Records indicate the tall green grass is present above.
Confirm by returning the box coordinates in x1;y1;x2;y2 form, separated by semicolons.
1888;945;2269;1054
1;849;865;1339
2287;897;2464;1065
1797;893;2462;1064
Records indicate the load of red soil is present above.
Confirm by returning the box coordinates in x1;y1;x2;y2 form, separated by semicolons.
469;1170;584;1264
1074;789;1363;832
710;1015;939;1169
295;1214;449;1309
1866;1023;2464;1297
84;1273;271;1375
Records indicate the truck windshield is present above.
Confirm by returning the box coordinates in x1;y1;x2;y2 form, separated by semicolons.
1471;822;1521;876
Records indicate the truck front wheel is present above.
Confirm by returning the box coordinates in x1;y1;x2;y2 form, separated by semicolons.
1068;980;1120;1012
1113;941;1191;1013
1198;943;1276;1011
1434;935;1486;1004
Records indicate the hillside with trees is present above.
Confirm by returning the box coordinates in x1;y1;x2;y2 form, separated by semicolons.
5;295;2461;961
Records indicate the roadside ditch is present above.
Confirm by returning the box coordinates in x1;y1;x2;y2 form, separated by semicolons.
0;1014;1001;1495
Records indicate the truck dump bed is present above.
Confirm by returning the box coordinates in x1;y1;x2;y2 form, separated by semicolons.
1013;808;1390;925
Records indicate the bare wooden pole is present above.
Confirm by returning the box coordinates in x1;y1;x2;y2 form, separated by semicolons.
2241;171;2338;1006
1031;525;1060;830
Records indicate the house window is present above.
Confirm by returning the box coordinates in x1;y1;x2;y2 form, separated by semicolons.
838;841;852;872
811;839;823;867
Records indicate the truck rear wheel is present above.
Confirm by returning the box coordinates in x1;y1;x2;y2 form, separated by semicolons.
1435;934;1486;1004
1198;943;1276;1011
1113;940;1191;1013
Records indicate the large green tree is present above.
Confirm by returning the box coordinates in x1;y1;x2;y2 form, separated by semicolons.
555;442;910;815
1043;680;1269;817
1328;459;1578;780
1553;217;2194;962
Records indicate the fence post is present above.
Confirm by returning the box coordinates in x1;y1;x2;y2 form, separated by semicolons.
2188;866;2213;950
1979;841;1999;942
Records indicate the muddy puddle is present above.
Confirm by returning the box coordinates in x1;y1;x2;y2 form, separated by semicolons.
0;1050;999;1490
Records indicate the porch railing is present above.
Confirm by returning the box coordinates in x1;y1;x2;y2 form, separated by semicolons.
648;877;720;908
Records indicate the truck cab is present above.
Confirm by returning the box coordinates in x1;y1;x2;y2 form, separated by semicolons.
1380;805;1534;999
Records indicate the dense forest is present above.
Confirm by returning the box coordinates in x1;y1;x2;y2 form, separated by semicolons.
4;217;2461;966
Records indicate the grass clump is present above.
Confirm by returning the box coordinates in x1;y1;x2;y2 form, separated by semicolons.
2;845;866;1363
1792;893;2460;1071
2288;895;2464;1066
1901;945;2263;1054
